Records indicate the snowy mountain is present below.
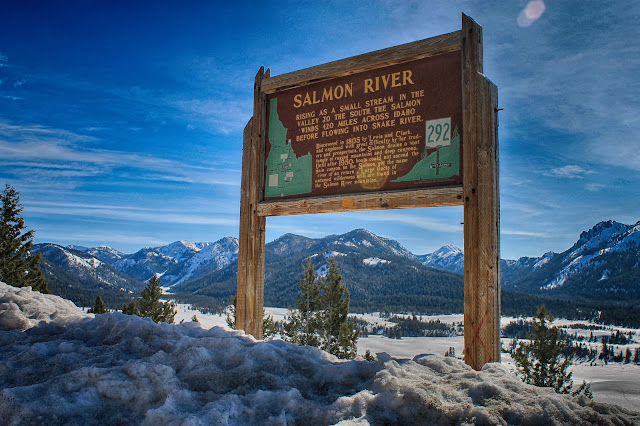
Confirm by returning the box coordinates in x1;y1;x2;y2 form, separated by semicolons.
103;238;239;286
502;220;640;302
35;220;639;311
33;243;144;307
1;282;638;424
81;245;125;264
417;244;464;274
36;238;237;307
34;244;141;292
414;221;640;303
174;229;465;314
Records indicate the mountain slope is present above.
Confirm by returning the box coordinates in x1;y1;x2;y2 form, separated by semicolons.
34;244;144;307
418;245;464;274
174;229;464;314
416;221;640;304
110;238;238;286
502;220;640;301
83;245;125;264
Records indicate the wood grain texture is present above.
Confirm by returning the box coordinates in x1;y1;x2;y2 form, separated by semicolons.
236;67;267;339
462;14;481;371
462;14;500;371
257;187;463;217
236;119;252;332
262;31;462;93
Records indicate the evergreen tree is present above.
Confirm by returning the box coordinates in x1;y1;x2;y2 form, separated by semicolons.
138;275;176;324
225;295;237;329
262;312;278;341
364;349;376;362
284;257;358;359
121;276;176;323
512;306;592;398
284;258;322;347
88;294;108;314
599;341;610;362
318;258;358;359
226;294;280;341
122;299;139;315
0;184;48;293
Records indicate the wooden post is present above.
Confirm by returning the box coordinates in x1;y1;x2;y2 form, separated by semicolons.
237;67;267;338
237;17;499;359
462;14;501;370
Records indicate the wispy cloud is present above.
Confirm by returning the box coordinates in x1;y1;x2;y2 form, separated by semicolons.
350;212;462;233
495;3;640;172
173;98;251;135
542;165;594;179
36;232;170;249
26;200;238;226
501;228;550;237
0;121;240;187
266;224;330;237
585;183;605;192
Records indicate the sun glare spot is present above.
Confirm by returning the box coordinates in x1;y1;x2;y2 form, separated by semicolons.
356;158;389;191
517;0;546;27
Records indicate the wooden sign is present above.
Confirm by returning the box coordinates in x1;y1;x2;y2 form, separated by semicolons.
263;52;462;201
237;14;500;371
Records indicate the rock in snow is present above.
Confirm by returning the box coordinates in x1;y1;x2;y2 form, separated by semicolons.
1;282;638;425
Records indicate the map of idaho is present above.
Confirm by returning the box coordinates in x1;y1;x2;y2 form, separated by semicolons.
264;98;312;198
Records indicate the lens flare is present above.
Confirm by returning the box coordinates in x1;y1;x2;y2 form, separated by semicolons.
517;0;546;27
356;158;389;191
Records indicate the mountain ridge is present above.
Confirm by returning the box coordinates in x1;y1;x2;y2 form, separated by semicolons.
35;220;640;311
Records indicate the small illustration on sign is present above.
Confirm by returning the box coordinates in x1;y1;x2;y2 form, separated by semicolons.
264;98;313;198
394;120;459;182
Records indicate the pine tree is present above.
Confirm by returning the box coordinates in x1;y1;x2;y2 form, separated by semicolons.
226;295;237;329
0;184;48;293
284;257;358;359
318;258;358;359
137;275;176;324
122;299;139;315
284;258;322;347
122;276;176;323
512;306;573;393
88;294;108;314
512;305;591;398
262;312;278;341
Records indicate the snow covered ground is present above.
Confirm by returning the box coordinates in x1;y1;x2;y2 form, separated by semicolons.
2;284;639;424
165;304;640;413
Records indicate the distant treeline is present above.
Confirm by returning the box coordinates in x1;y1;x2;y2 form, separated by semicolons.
94;285;640;329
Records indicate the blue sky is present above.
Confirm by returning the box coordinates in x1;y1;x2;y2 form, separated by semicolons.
1;0;638;259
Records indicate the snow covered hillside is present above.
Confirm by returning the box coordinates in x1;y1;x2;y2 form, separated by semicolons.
418;245;464;274
77;238;240;286
1;283;638;425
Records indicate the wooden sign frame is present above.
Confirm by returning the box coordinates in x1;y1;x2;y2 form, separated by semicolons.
237;14;500;370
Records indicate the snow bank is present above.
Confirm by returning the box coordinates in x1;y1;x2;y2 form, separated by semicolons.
0;283;88;331
1;283;639;425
